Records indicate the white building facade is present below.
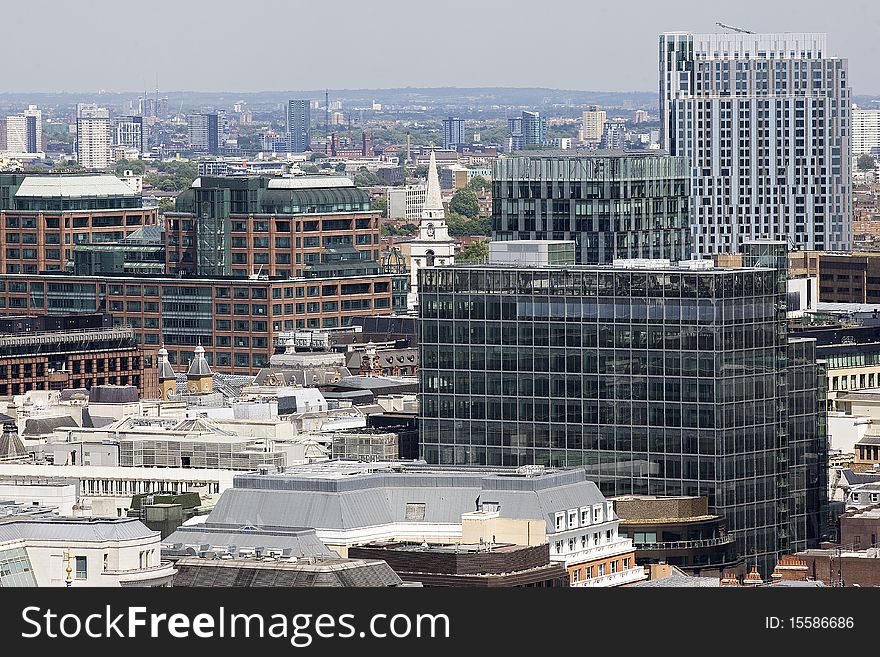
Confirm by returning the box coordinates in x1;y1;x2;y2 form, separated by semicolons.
660;32;852;254
853;106;880;156
76;105;112;169
406;150;456;308
0;517;175;587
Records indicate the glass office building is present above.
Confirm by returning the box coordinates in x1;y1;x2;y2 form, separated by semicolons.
492;151;692;265
419;248;826;571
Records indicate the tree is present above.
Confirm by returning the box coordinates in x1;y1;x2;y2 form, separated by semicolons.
354;170;381;187
381;223;399;236
335;163;347;173
858;154;876;171
449;188;480;219
413;164;428;178
397;151;407;167
300;164;319;174
115;159;146;176
158;198;175;214
457;239;489;263
309;151;327;161
468;175;491;193
371;197;388;217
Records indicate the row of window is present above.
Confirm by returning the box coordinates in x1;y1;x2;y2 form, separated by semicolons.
554;528;617;555
569;558;632;583
554;504;609;531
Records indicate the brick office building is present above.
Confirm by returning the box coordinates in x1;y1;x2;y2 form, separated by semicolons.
0;173;158;274
0;174;406;375
165;176;382;279
0;314;157;397
0;272;394;373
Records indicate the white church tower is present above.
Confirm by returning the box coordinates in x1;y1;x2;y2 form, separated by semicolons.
408;148;455;308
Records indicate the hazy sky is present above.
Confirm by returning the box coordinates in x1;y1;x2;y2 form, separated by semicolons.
2;0;879;94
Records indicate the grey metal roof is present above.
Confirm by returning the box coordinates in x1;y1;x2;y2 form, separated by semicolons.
856;435;880;446
0;431;28;460
205;464;606;534
186;355;213;378
267;177;354;189
14;175;138;198
0;517;157;543
163;524;335;557
22;416;77;436
88;385;139;404
82;410;116;429
171;556;403;587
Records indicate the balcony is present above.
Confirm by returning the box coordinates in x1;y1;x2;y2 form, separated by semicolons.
554;539;636;565
101;561;177;586
633;536;734;551
572;566;646;588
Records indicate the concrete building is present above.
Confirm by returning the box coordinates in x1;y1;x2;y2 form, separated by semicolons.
76;105;112;170
600;119;626;149
3;106;42;156
491;150;692;264
0;463;233;517
853;106;880;156
442;117;465;150
581;105;606;142
660;31;852;253
387;183;427;221
188;113;219;155
0;515;175;586
113;115;143;153
287;100;311;153
419;240;827;573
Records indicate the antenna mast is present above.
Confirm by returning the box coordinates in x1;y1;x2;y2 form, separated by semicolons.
716;21;754;34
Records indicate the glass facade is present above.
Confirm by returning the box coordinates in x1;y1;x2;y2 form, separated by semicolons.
419;261;825;572
492;152;692;264
0;546;37;587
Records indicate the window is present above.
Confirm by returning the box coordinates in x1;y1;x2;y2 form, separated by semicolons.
585;566;593;579
593;532;600;545
568;510;578;529
598;563;605;577
581;535;587;548
580;508;590;525
611;560;618;573
572;569;580;583
555;541;563;554
555;512;565;531
606;529;612;541
75;556;87;579
623;558;631;569
404;503;426;520
568;538;576;551
593;505;602;523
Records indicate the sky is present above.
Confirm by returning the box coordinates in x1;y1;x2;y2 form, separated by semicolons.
2;0;879;94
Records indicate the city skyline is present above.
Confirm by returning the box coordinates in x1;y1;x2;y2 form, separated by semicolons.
1;1;878;94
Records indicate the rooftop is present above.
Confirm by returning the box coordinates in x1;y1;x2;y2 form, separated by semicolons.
14;175;139;199
0;516;158;543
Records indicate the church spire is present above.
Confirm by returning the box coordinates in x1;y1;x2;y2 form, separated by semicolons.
422;148;444;218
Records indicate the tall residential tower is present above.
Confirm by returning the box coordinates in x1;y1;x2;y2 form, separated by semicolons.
660;32;851;254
